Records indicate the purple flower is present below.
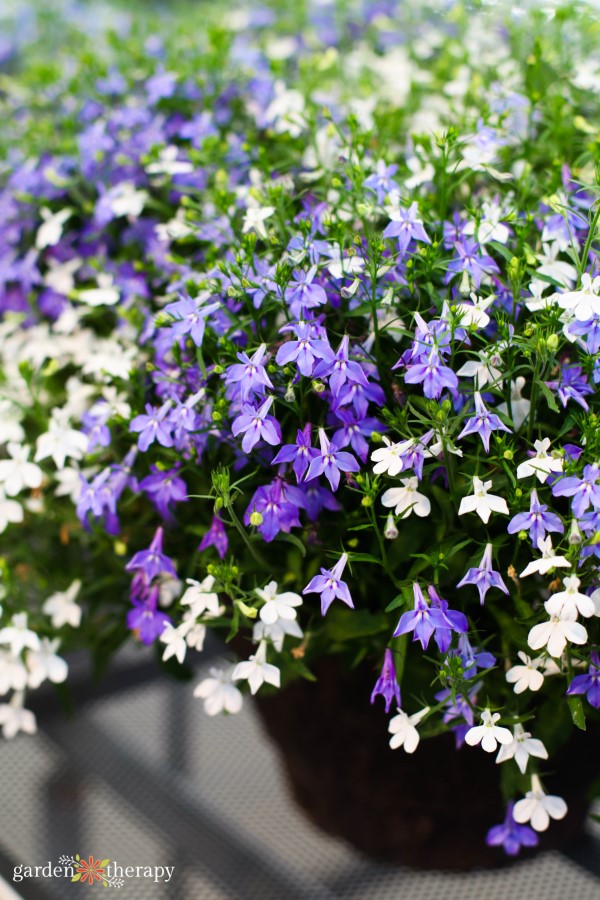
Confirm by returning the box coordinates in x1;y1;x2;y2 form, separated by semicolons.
457;544;509;605
130;401;174;452
364;160;398;204
272;424;319;482
231;395;282;453
427;585;468;652
139;465;188;521
245;259;278;309
127;579;171;645
302;552;354;615
125;527;177;581
445;238;499;289
304;427;360;491
331;410;383;462
295;483;341;521
404;349;458;400
382;201;431;252
546;364;594;411
486;802;539;857
566;652;600;708
225;343;273;402
162;292;219;346
312;335;369;397
454;634;496;678
198;515;228;559
457;391;511;453
370;648;401;713
393;583;448;650
244;479;301;543
551;464;600;517
507;489;564;546
284;266;327;317
275;320;333;377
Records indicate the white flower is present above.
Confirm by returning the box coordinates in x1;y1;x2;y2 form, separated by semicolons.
25;638;68;689
232;641;280;695
264;82;306;137
325;248;365;280
458;477;509;524
252;617;303;653
506;651;545;694
551;272;600;322
388;706;429;753
536;242;577;288
381;477;430;518
457;351;503;388
454;293;493;329
0;490;23;533
256;580;303;625
43;580;82;628
44;257;81;296
0;613;40;655
0;650;28;694
497;377;530;429
544;575;595;619
0;400;25;444
384;514;399;540
525;279;555;313
180;576;221;618
242;203;275;239
528;608;588;658
181;616;206;652
465;708;513;753
371;436;405;476
107;181;148;218
54;467;83;501
0;443;43;496
78;273;120;307
160;623;190;664
36;207;72;249
463;200;510;245
193;665;243;716
519;536;570;577
513;775;567;832
496;724;548;774
516;438;564;484
146;145;193;176
35;419;88;470
0;692;36;740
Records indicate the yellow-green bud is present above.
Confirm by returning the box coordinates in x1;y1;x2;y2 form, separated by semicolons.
249;511;263;526
311;380;326;394
546;334;559;352
213;364;224;375
114;540;127;557
518;530;528;541
503;449;514;461
214;497;224;511
237;600;257;619
361;496;372;507
212;411;222;422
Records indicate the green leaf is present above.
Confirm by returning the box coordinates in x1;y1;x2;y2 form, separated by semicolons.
71;874;82;882
538;380;560;413
272;532;306;556
568;695;586;731
323;609;389;642
100;859;110;867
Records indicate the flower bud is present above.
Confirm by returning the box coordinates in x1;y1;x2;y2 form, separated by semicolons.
361;496;372;507
214;497;224;511
213;364;224;375
249;511;263;526
546;334;559;352
384;514;399;540
236;600;257;619
311;380;326;394
518;530;528;541
503;449;514;461
569;520;582;544
212;411;222;422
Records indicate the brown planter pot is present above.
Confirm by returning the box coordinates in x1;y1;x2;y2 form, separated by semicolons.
253;657;595;870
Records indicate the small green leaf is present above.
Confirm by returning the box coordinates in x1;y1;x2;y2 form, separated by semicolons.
568;695;586;731
100;859;110;867
71;874;82;882
538;380;560;413
272;532;306;556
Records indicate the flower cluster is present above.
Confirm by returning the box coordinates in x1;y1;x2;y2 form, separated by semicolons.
2;0;600;859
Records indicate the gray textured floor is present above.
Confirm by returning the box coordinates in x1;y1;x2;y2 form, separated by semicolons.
0;649;599;899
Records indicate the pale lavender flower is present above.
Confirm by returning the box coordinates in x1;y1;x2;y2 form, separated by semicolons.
302;552;354;615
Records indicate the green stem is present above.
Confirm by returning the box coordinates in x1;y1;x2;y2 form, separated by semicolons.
578;200;600;285
225;500;268;568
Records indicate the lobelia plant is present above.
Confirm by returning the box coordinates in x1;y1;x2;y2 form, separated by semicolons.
2;0;600;859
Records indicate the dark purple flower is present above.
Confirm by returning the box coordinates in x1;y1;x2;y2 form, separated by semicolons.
486;802;539;857
404;349;458;400
225;343;273;402
312;335;369;396
551;464;600;517
566;652;600;708
305;427;360;491
130;401;174;452
382;201;431;252
302;552;354;615
127;581;171;645
427;585;468;653
231;396;281;453
454;634;496;679
275;320;333;377
331;410;383;462
546;364;594;411
295;482;341;521
370;648;401;713
445;238;499;289
272;424;319;482
125;527;177;581
198;515;228;559
244;478;301;542
507;489;564;546
393;583;448;650
139;465;188;521
457;391;511;453
457;544;509;605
